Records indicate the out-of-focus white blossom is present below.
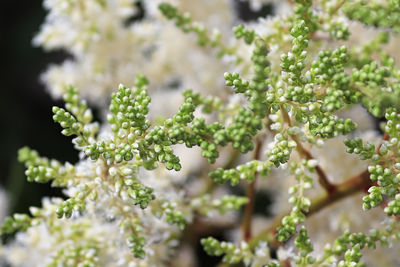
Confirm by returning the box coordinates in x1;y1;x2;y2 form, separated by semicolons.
0;187;8;224
36;0;235;105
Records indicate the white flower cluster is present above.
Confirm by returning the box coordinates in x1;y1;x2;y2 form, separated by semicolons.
36;0;235;104
3;0;400;266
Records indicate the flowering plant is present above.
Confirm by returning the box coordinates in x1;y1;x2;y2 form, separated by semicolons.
2;0;400;266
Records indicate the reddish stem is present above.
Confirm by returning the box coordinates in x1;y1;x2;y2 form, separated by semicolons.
241;138;263;242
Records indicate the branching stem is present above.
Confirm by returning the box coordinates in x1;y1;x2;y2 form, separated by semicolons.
281;108;336;194
249;169;371;250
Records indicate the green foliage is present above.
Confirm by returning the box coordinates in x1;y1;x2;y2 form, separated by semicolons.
224;72;249;94
128;183;155;209
191;194;249;215
161;202;187;230
233;24;256;45
210;160;271;186
6;0;400;266
127;234;146;259
18;147;75;186
268;133;297;167
56;197;86;219
276;160;314;242
158;2;230;58
344;0;400;32
108;81;150;136
329;20;350;40
0;214;32;235
319;219;400;265
201;237;252;264
350;108;400;214
52;86;97;148
344;138;377;160
295;227;315;265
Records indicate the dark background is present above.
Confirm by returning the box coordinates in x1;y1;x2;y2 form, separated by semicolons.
0;0;75;214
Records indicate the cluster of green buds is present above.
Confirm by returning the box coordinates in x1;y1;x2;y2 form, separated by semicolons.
221;108;262;153
56;196;86;219
0;214;33;235
158;2;232;58
276;160;313;242
210;160;270;186
161;201;187;230
352;62;390;89
294;227;314;265
109;78;150;136
52;86;97;148
18;147;75;186
351;108;400;213
249;38;270;116
267;133;297;167
343;0;400;32
1;75;215;260
306;113;357;138
363;165;399;210
233;24;256;45
328;20;350;40
384;193;400;216
224;72;249;94
384;108;400;138
127;234;146;259
191;194;249;215
48;239;99;267
201;237;252;265
280;20;310;86
201;238;281;266
52;107;83;137
320;219;400;266
284;83;316;104
158;3;208;46
309;46;348;86
344;138;377;161
127;183;155;209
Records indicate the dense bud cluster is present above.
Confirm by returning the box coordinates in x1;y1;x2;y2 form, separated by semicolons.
210;160;271;186
344;0;400;32
233;24;256;45
191;194;249;215
276;160;313;242
344;138;376;160
328;20;350;40
268;133;297;167
294;227;314;265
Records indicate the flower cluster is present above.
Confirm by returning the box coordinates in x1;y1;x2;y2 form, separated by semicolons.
3;0;400;266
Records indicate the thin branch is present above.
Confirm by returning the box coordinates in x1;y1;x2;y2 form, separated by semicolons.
241;137;263;242
242;179;257;242
329;0;346;15
249;169;371;250
281;108;336;194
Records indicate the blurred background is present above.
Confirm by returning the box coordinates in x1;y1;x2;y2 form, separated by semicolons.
0;0;76;215
0;0;272;234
